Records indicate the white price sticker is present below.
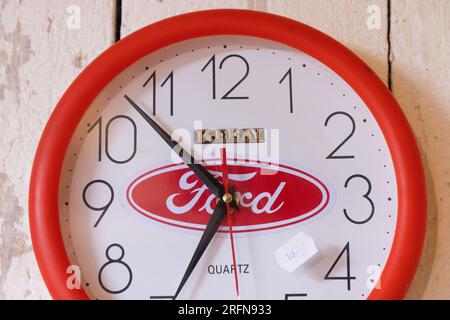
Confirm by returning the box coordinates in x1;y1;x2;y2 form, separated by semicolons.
274;231;319;273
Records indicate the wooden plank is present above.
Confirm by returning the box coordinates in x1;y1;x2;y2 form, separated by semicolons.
121;0;389;83
390;0;450;300
0;0;115;299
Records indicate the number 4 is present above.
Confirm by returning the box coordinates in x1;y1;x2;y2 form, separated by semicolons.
324;242;356;291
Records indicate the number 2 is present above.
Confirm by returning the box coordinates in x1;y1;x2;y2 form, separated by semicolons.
324;112;356;159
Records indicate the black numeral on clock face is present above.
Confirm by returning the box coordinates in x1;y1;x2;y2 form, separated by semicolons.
201;54;250;100
143;70;174;116
88;115;137;164
149;295;175;300
98;244;133;294
344;175;375;224
324;242;356;291
279;67;294;114
82;180;114;228
324;112;356;159
285;293;307;300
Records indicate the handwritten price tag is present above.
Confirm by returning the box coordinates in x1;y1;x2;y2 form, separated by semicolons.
274;231;319;273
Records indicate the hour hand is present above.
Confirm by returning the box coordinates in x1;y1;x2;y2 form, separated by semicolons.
173;201;228;300
124;95;224;197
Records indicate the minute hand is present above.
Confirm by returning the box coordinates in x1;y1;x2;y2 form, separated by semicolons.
124;95;224;197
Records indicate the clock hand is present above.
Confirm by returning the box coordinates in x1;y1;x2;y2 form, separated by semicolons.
124;95;225;198
220;148;240;299
173;201;227;300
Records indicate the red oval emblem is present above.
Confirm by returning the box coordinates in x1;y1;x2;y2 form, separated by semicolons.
126;160;331;233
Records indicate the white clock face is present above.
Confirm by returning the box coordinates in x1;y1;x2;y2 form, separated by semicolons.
59;36;397;300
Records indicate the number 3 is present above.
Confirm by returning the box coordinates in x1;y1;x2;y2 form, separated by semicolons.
343;174;375;224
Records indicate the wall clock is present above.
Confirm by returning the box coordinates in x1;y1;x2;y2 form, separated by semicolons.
29;9;426;300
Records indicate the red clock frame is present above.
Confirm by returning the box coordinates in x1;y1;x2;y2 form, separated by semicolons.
29;9;426;300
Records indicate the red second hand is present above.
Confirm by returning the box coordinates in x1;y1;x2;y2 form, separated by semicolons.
220;148;240;299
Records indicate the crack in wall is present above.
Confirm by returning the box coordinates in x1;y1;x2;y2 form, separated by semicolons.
115;0;122;42
387;0;393;91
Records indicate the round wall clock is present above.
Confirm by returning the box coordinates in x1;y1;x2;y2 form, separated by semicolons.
29;9;426;300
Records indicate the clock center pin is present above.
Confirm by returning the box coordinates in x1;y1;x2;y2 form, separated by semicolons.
222;193;233;204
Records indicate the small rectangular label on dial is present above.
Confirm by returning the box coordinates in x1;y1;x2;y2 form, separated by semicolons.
274;231;320;273
194;128;265;144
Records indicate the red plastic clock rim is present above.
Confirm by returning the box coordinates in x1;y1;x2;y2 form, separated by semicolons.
29;9;426;300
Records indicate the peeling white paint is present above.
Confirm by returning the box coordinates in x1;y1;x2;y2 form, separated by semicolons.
0;0;115;299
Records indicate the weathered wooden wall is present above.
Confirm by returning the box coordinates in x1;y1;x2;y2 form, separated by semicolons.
390;0;450;300
0;0;448;299
0;0;115;299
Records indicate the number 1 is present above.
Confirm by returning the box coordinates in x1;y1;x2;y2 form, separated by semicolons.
279;68;293;114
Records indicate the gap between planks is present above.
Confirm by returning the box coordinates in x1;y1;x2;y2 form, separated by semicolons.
115;0;122;43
